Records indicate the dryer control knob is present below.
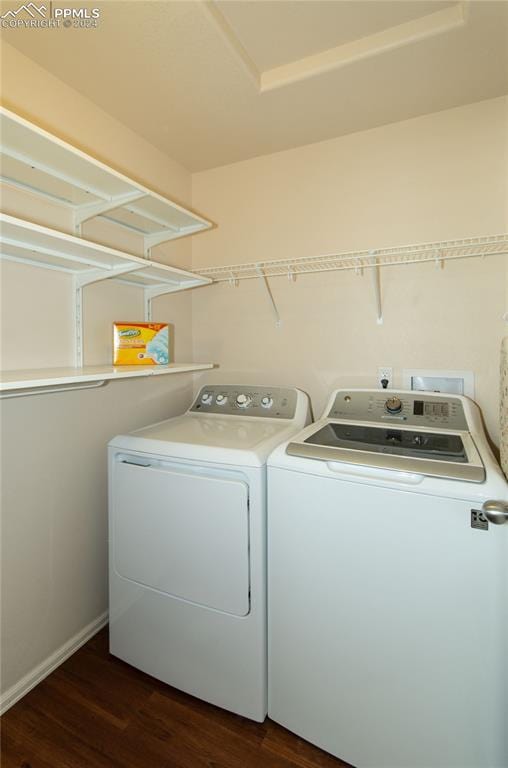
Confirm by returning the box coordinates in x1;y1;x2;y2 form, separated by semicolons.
216;394;228;405
261;396;273;409
201;392;213;405
385;396;402;414
236;393;252;408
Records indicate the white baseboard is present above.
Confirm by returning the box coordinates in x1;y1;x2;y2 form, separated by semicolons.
0;611;108;715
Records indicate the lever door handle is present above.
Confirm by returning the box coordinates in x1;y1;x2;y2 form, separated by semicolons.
482;500;508;525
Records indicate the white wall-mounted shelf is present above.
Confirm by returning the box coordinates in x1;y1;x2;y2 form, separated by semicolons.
0;213;211;289
0;213;212;365
0;363;214;398
0;106;213;253
196;233;508;324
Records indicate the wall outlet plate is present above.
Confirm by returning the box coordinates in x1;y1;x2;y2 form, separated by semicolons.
378;366;393;389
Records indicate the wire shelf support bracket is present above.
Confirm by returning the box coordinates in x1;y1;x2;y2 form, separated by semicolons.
256;264;281;327
369;254;383;325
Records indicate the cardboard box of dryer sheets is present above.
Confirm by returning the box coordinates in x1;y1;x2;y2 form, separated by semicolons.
113;322;169;365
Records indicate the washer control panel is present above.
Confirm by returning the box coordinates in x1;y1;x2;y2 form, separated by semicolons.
327;390;468;430
190;385;297;419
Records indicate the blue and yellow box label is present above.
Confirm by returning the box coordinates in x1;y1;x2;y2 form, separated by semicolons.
113;322;169;365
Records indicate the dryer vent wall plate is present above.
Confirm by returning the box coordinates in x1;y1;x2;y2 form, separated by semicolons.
402;369;474;399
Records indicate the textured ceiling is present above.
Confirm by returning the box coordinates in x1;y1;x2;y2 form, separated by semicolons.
1;0;507;171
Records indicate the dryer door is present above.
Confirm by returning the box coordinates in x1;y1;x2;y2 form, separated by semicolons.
112;457;250;616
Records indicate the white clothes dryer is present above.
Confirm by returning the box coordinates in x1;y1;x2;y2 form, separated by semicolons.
108;384;309;722
268;388;508;767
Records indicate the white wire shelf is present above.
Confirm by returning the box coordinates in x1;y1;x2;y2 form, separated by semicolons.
195;234;508;282
195;233;508;326
0;106;213;253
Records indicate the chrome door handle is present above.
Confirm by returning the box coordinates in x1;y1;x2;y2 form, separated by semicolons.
482;500;508;525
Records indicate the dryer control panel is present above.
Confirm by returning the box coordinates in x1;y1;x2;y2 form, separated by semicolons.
327;390;468;430
190;385;297;419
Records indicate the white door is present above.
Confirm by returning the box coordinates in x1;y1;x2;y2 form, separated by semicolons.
268;466;508;768
112;457;250;616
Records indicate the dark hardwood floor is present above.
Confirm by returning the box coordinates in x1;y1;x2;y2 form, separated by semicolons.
1;628;352;768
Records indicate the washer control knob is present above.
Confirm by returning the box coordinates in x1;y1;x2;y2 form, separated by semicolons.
385;396;403;414
216;394;228;406
235;393;252;408
261;395;273;409
201;392;213;406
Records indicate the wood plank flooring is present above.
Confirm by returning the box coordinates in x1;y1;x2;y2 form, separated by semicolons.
1;628;352;768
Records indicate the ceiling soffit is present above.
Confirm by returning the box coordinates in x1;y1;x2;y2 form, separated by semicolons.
203;1;467;93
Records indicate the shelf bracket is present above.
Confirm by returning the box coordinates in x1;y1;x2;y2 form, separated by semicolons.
74;262;145;290
256;265;281;327
143;280;205;321
142;220;209;257
74;263;149;367
370;258;383;325
73;191;147;231
434;249;444;270
143;228;180;258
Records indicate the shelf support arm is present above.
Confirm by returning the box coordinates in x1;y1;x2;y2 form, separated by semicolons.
370;256;383;325
256;265;281;327
143;228;180;258
73;191;148;232
143;279;206;321
74;263;145;290
143;224;208;257
74;263;149;367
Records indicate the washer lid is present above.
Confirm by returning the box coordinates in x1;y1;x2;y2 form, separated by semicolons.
286;422;485;483
305;423;468;462
110;413;302;466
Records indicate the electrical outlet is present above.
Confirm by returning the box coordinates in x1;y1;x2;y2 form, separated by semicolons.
378;366;393;389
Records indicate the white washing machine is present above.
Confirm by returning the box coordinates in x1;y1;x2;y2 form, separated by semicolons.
268;388;508;768
108;384;309;722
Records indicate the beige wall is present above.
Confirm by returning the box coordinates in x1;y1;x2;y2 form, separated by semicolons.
192;96;508;444
0;43;201;704
1;40;507;710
